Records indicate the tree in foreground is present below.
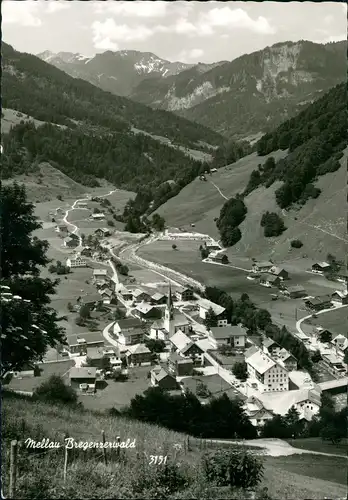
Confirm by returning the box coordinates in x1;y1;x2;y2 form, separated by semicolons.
33;375;77;404
232;361;248;381
203;307;218;329
0;183;66;378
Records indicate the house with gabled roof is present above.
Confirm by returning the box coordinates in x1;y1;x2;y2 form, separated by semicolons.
331;290;348;305
198;298;227;327
125;344;152;366
252;261;273;273
270;266;289;280
168;352;193;376
283;284;306;298
304;295;332;312
244;396;275;427
311;261;331;274
208;325;247;349
259;273;282;287
150;366;178;390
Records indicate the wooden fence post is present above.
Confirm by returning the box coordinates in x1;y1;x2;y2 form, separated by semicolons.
63;434;69;483
9;440;18;499
116;436;121;460
101;430;107;466
187;436;191;452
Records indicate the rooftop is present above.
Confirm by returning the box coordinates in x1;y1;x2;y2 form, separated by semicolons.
126;343;151;355
270;266;286;275
181;374;246;401
260;273;279;282
285;285;306;293
116;318;143;330
135;302;156;314
244;345;259;359
313;261;330;268
263;338;279;349
67;332;104;347
305;295;332;306
69;367;97;379
168;352;193;364
253;261;273;268
198;298;225;316
210;325;247;339
247;351;276;374
93;269;108;276
169;330;191;351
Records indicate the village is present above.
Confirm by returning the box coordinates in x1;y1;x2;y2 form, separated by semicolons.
7;195;348;428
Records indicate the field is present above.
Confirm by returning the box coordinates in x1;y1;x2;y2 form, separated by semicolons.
303;306;348;338
156;148;347;263
285;437;348;457
137;239;341;335
2;395;347;499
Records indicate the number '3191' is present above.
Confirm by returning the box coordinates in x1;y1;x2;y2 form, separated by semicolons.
149;455;168;465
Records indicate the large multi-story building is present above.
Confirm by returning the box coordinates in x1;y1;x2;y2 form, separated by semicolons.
246;350;289;393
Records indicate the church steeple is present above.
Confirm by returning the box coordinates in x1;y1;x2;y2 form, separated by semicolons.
166;282;174;320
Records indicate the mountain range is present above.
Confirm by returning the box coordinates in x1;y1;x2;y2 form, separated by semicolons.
38;41;346;140
37;49;227;98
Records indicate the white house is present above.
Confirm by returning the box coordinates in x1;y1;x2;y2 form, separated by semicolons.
113;318;144;346
244;396;274;427
93;269;109;282
246;350;289;393
331;334;348;358
252;261;273;273
92;213;105;220
66;255;87;268
198;298;228;327
208;325;247;349
169;330;192;353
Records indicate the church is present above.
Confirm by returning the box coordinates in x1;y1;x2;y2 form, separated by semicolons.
150;284;191;341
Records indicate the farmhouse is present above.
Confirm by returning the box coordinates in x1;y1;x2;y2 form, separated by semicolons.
321;353;346;374
133;302;160;320
270;266;289;280
204;240;221;252
169;330;191;353
56;224;69;235
69;367;96;392
150;292;167;305
246;350;289;393
208;325;247;349
311;262;331;274
283;284;306;299
304;295;332;311
67;332;105;354
331;290;348;305
113;318;144;346
262;339;282;357
116;284;133;301
63;236;78;248
93;269;109;282
92;213;105;220
212;254;229;264
175;286;194;302
150;367;178;390
99;288;114;304
198;298;228;327
331;334;348;358
125;344;152;366
181;341;205;362
274;348;298;371
259;273;281;287
244;396;274;427
66;255;87;268
95;228;111;238
252;261;273;273
132;288;153;303
167;352;194;376
86;346;118;368
79;293;103;308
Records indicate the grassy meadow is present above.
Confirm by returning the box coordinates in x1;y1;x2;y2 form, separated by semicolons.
2;395;347;499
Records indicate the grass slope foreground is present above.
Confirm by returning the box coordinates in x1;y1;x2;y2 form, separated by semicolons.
1;42;222;192
2;395;348;500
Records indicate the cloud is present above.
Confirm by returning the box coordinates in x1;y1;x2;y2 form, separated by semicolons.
46;1;71;14
202;7;276;35
92;18;155;50
2;0;42;27
177;48;204;63
94;1;167;18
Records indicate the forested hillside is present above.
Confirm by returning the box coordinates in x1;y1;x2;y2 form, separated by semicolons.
245;82;346;209
2;43;222;150
1;42;234;204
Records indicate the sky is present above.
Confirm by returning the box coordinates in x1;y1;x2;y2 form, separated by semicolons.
2;1;347;63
